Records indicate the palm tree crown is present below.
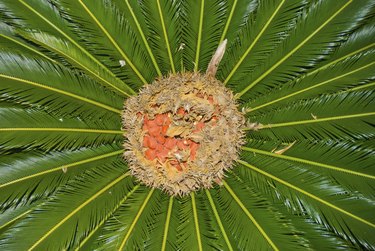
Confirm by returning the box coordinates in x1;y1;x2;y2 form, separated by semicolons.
0;0;374;250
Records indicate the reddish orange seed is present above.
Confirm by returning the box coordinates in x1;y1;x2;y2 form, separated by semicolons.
174;164;183;171
148;125;161;137
177;107;185;116
146;118;158;128
164;117;171;126
145;149;156;160
162;125;169;134
156;152;167;162
155;143;163;152
177;140;188;150
165;138;177;149
143;136;150;148
148;136;158;149
155;114;164;125
193;121;205;133
190;142;199;160
156;135;166;144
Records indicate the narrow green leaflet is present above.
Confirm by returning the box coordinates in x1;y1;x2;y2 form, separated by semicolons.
56;0;155;87
236;159;375;248
0;145;123;210
180;0;227;71
235;0;373;100
244;20;375;113
138;0;182;74
0;163;133;250
0;23;56;63
0;107;122;151
0;52;123;122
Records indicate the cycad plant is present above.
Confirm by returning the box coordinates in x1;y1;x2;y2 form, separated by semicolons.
0;0;374;250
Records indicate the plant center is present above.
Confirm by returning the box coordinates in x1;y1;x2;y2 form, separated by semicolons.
122;72;245;196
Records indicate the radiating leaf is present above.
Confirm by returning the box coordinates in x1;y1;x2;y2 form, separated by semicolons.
0;107;122;151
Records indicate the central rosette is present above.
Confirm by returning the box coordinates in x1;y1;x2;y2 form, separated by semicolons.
123;72;245;196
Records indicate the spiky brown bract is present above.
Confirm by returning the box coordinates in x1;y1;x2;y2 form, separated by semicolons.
123;72;245;196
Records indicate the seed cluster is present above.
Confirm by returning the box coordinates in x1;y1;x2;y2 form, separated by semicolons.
122;72;245;196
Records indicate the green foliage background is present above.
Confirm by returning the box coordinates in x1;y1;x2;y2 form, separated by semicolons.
0;0;374;250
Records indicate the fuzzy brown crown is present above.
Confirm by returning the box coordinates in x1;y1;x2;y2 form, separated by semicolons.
122;72;245;196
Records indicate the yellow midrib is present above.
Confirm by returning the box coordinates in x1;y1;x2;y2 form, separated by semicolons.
191;193;203;251
0;74;122;114
224;0;285;85
237;160;375;228
161;196;174;251
156;0;176;73
0;128;123;134
241;146;375;180
18;0;135;95
223;181;279;251
260;112;375;128
0;150;123;189
28;172;130;250
78;0;147;84
118;189;155;250
194;0;205;72
237;0;353;98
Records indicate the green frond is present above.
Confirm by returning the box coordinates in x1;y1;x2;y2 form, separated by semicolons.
244;23;375;113
0;23;56;63
232;0;374;100
117;189;155;250
0;0;125;89
242;137;375;197
0;107;122;151
56;0;156;87
0;162;132;250
19;31;135;97
236;158;375;249
0;203;35;234
192;190;236;250
218;0;258;43
165;195;201;251
209;175;312;250
76;184;140;250
181;0;227;71
0;145;123;210
86;187;160;250
248;89;375;141
204;190;234;251
218;0;306;85
138;0;182;74
0;0;73;38
0;52;123;121
230;170;360;250
119;0;162;76
220;0;290;82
